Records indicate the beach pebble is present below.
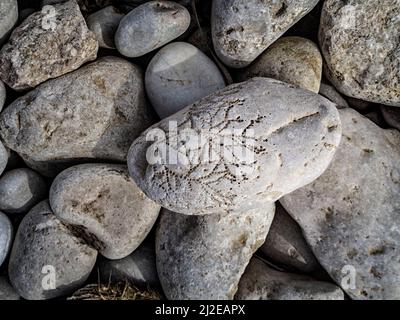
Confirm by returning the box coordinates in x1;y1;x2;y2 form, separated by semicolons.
0;0;18;46
8;200;97;300
0;212;13;267
0;277;20;300
156;204;275;300
86;6;124;49
381;105;400;131
0;56;155;165
260;203;318;274
0;0;98;91
0;168;47;214
145;42;226;119
50;164;160;260
238;37;322;93
115;1;191;58
319;83;349;109
212;0;320;68
281;108;400;299
128;78;342;215
99;241;159;288
236;257;345;300
319;0;400;106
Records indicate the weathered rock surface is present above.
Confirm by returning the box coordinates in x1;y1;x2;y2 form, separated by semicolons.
212;0;320;68
0;168;47;214
0;0;18;46
0;0;98;91
281;108;400;299
8;200;97;300
319;83;349;109
236;258;345;300
0;56;155;164
50;164;160;260
0;212;13;267
86;6;124;49
0;277;20;300
319;0;400;106
239;37;322;93
260;203;318;274
99;241;159;287
128;78;342;215
145;42;226;119
381;105;400;131
156;204;275;300
115;1;190;58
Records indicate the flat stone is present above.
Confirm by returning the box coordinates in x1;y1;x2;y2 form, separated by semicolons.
238;37;322;93
128;78;342;215
211;0;320;68
381;105;400;131
0;0;98;91
281;108;400;299
0;212;13;267
236;257;345;300
260;203;318;274
156;204;275;300
145;42;226;119
0;56;155;165
99;241;159;288
86;6;124;49
50;164;160;259
115;1;191;58
8;200;97;300
0;0;18;46
0;168;47;214
0;276;20;300
319;0;400;106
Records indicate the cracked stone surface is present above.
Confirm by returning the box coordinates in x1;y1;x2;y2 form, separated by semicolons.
50;164;161;260
319;0;400;107
0;0;98;91
128;78;342;215
0;0;18;46
211;0;320;68
145;42;226;119
156;204;275;300
115;1;191;58
260;203;318;274
0;56;156;165
238;36;322;93
281;108;400;299
236;257;345;300
8;200;97;300
0;212;13;268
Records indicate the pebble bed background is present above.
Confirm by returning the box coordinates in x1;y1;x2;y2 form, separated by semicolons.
0;0;399;300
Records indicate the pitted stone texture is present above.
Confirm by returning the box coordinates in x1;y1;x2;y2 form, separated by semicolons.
0;0;98;91
239;37;322;93
50;164;160;260
0;56;155;164
0;212;13;267
281;108;400;299
145;42;226;119
0;0;18;46
156;204;275;300
236;258;345;300
128;78;342;215
115;1;190;58
260;203;318;274
8;201;97;300
319;0;400;106
212;0;320;68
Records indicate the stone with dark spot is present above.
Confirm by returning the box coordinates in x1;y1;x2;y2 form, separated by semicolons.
8;200;97;300
281;108;400;299
128;78;342;215
50;164;161;259
0;0;98;91
156;204;275;300
0;57;155;166
236;257;345;300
